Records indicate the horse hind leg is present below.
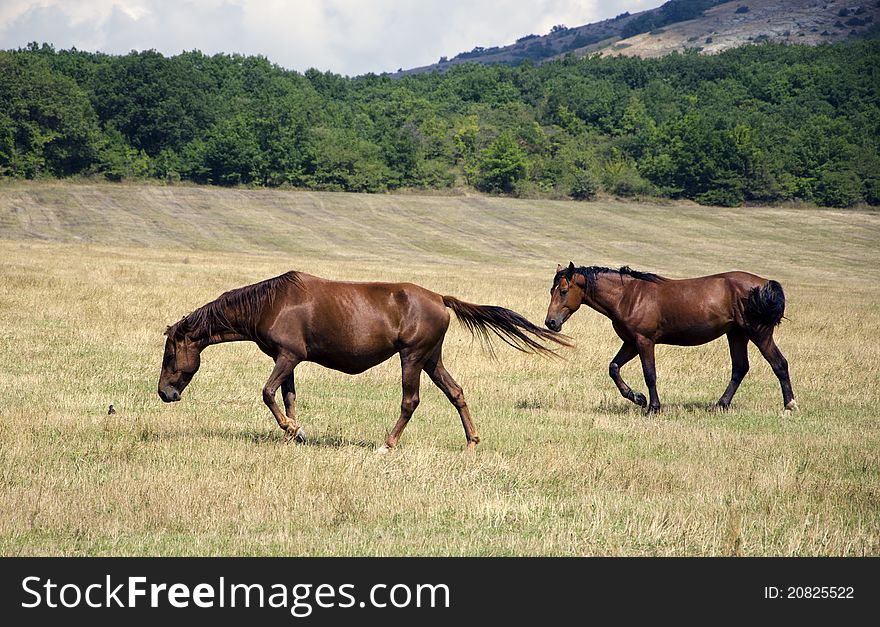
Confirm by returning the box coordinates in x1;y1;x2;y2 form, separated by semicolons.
378;351;424;453
609;342;647;408
281;374;305;443
751;330;797;414
716;330;749;411
423;348;480;452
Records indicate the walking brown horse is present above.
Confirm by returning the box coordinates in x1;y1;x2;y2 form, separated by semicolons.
158;271;570;451
544;263;796;415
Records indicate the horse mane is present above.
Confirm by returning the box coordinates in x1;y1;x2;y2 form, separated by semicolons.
554;265;666;294
166;271;303;341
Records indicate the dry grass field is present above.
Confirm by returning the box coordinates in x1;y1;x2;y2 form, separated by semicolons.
0;181;878;556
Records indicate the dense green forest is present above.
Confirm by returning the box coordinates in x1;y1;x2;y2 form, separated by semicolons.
1;39;878;207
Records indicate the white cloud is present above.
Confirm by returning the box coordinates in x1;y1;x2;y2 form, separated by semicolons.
0;0;663;75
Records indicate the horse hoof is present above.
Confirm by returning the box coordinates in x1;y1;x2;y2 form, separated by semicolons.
646;406;661;416
712;403;730;413
632;392;647;408
375;444;392;455
785;400;799;412
283;426;305;444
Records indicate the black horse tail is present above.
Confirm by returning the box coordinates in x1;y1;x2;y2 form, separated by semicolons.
442;296;572;357
746;280;786;327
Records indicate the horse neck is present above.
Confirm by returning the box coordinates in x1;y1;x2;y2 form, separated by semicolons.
186;303;259;349
199;329;252;347
581;272;628;319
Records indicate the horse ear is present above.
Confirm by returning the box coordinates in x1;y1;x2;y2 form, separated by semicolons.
567;261;575;275
556;263;563;273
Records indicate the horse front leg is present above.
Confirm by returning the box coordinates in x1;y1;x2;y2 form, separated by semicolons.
636;338;661;415
423;346;480;452
609;342;647;408
262;354;304;443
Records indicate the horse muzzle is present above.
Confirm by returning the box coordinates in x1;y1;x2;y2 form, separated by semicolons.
158;387;181;403
545;318;562;332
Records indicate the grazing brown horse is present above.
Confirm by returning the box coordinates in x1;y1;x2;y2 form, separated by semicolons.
158;271;570;451
544;263;796;415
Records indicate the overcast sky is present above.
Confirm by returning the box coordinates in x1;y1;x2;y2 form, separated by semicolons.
0;0;661;76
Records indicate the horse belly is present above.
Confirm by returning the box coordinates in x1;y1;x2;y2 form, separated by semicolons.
659;325;729;346
307;333;400;375
311;347;398;375
658;311;733;345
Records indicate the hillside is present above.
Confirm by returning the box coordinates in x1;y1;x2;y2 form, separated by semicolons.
599;0;880;58
392;8;651;76
1;181;878;279
395;0;878;75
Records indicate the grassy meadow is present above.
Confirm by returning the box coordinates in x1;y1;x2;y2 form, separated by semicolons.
0;181;878;556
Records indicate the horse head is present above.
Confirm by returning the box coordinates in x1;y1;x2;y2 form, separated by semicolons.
157;323;202;402
545;262;585;332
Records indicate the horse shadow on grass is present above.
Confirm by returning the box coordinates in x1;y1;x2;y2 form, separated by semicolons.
219;427;375;449
595;398;719;416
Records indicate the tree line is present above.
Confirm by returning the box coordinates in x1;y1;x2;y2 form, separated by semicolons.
1;39;878;207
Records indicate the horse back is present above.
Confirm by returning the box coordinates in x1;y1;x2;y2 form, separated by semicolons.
623;272;767;345
263;275;449;372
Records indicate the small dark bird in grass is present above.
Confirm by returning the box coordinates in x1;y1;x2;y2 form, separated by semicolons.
108;404;116;415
